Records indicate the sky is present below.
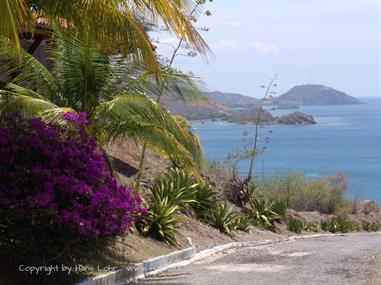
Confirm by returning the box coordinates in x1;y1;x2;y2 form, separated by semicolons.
156;0;381;98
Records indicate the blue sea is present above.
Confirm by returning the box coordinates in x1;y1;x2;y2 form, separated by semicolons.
193;100;381;204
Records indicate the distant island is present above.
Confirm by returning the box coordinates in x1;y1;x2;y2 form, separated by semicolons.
204;91;259;108
163;84;362;124
163;97;316;126
227;108;316;125
274;84;362;105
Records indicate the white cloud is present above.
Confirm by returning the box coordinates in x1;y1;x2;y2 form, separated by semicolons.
211;39;281;57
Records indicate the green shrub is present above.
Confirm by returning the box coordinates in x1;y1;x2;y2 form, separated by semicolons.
234;215;251;232
256;172;350;214
192;183;218;219
362;221;380;232
272;199;288;218
145;168;220;245
244;197;283;232
144;169;197;245
321;216;358;233
207;202;238;236
287;218;303;234
151;168;198;209
303;221;319;232
146;195;182;246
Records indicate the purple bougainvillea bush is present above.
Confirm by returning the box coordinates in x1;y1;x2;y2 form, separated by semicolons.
0;113;146;259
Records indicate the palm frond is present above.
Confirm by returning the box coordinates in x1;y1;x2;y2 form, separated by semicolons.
0;0;27;50
131;0;210;57
159;67;206;102
0;83;57;118
41;107;77;126
97;94;203;173
1;0;210;69
173;115;205;170
0;37;63;103
50;31;112;114
26;0;159;71
135;64;207;102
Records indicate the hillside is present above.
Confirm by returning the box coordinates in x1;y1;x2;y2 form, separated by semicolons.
204;91;259;108
277;84;362;105
163;91;316;125
162;98;230;120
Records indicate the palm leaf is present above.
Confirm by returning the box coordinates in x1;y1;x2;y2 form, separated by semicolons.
0;83;76;124
0;83;57;118
50;31;111;113
131;0;210;57
1;0;210;70
97;94;202;173
135;64;207;102
0;0;27;51
0;37;63;103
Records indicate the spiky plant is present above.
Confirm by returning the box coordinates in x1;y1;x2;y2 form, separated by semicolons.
303;221;319;233
151;168;198;210
234;215;251;232
362;221;380;232
207;202;239;236
244;197;283;232
271;199;288;219
287;218;303;234
144;168;197;245
321;216;359;233
146;195;182;246
192;183;218;219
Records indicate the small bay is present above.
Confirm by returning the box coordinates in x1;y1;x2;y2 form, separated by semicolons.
193;101;381;204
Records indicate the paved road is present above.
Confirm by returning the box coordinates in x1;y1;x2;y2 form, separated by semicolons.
137;233;381;285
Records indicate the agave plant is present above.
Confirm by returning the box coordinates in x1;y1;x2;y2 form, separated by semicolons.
234;214;251;232
321;216;358;233
146;195;182;246
271;199;288;219
287;217;303;234
0;33;204;178
303;221;319;233
207;202;239;236
151;168;198;210
244;197;283;232
362;221;380;232
192;183;218;219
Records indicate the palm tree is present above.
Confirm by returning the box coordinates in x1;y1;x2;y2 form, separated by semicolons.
0;32;204;180
133;0;208;191
0;0;209;71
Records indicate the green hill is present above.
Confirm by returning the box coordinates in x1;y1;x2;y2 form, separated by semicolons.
277;85;362;105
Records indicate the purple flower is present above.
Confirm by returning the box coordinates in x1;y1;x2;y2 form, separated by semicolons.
62;112;92;126
0;113;146;239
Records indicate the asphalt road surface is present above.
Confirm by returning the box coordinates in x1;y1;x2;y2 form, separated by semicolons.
137;233;381;285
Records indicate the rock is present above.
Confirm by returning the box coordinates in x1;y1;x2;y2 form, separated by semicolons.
357;200;379;215
277;111;316;125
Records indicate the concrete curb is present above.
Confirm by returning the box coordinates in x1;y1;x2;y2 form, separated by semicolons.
76;233;350;285
76;247;196;285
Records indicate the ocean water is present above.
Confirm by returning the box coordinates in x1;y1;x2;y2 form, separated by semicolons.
193;102;381;204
